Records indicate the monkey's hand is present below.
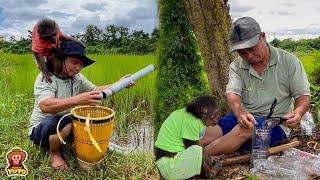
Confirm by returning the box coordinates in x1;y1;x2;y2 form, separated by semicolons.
41;68;53;83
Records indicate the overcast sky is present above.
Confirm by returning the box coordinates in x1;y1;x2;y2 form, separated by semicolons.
0;0;319;41
229;0;320;40
0;0;158;39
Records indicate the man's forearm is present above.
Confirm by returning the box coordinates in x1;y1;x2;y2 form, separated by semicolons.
293;95;310;116
227;92;245;117
95;85;110;92
39;96;78;114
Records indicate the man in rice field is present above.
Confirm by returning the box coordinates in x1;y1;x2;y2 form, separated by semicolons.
202;17;310;155
28;40;131;170
32;18;85;83
154;95;221;179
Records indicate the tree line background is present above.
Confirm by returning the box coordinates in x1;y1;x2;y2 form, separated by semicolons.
270;37;320;52
0;24;159;55
2;23;320;55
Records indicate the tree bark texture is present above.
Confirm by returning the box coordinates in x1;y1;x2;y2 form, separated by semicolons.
182;0;234;99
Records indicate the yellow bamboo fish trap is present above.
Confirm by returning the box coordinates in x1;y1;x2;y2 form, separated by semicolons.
70;105;114;170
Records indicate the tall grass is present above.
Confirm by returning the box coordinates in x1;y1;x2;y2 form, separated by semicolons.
1;52;157;135
4;53;157;98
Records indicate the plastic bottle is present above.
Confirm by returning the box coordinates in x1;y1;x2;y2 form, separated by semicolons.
251;127;270;163
300;111;315;140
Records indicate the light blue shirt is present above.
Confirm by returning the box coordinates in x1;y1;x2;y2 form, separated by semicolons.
29;73;96;135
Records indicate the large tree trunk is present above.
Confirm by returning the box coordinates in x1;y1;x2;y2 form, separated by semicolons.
154;0;210;135
182;0;234;99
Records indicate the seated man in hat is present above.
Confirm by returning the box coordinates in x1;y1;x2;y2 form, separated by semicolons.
203;17;310;156
28;41;132;170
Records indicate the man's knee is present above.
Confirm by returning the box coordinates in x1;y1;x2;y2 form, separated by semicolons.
60;123;72;136
199;126;223;146
49;123;72;144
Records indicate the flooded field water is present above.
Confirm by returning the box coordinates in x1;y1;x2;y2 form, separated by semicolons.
110;116;154;154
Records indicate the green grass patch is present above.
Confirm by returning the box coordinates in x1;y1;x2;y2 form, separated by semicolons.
297;51;318;77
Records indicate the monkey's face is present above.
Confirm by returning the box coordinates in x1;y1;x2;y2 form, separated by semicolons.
43;33;57;44
41;29;57;44
203;108;220;126
12;155;22;165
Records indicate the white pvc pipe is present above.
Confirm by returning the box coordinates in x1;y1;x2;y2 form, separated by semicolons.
101;64;156;99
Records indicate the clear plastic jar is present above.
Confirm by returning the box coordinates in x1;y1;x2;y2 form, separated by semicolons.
251;127;271;163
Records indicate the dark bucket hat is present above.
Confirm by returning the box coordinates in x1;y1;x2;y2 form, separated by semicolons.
229;17;261;52
59;41;95;67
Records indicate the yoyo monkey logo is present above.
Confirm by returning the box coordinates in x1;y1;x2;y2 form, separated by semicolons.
5;147;28;176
